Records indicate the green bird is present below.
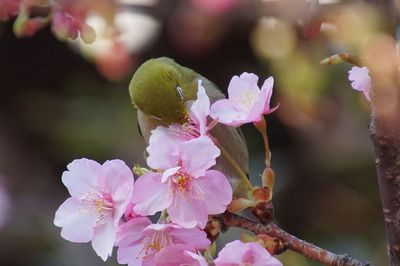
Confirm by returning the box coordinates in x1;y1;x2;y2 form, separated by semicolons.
129;57;249;194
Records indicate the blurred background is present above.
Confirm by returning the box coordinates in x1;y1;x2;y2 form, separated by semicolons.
0;0;391;265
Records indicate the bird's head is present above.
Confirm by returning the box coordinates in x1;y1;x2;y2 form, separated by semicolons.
129;57;199;124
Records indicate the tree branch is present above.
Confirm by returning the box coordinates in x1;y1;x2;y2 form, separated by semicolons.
212;212;372;266
369;86;400;265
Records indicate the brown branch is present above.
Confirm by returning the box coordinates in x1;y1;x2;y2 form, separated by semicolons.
212;212;372;266
369;86;400;265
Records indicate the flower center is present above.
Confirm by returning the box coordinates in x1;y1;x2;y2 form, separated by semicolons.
81;187;114;224
234;89;256;113
170;116;201;140
172;170;192;193
143;231;173;255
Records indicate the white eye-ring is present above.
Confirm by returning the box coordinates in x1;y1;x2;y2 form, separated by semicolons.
176;86;184;102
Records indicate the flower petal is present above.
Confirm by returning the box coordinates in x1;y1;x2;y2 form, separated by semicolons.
54;197;96;243
195;170;232;214
210;99;248;127
91;221;116;261
167;195;208;229
215;240;282;266
132;173;173;215
116;217;152;247
190;80;210;135
117;242;146;266
147;126;182;170
170;227;210;249
162;166;181;183
179;137;220;177
61;158;102;198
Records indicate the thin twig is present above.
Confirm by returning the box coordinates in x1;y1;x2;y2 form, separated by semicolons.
213;212;372;266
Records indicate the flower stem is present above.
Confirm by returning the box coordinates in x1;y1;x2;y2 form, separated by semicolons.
254;117;271;168
217;143;253;191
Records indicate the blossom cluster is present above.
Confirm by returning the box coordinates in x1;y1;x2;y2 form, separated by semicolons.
54;73;282;265
1;0;98;43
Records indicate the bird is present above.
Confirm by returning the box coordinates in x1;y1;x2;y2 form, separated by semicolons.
129;57;249;195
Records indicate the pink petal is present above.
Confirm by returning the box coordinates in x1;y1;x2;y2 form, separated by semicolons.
348;66;372;102
155;245;205;266
169;227;211;249
190;80;210;135
210;99;248;127
180;137;220;177
132;173;173;215
98;160;134;223
117;242;146;266
228;73;259;102
54;197;96;243
195;170;232;214
247;77;274;122
91;221;116;261
261;77;274;113
99;159;133;196
147;126;182;170
184;250;209;266
162;166;181;183
167;195;208;228
215;240;282;266
61;158;102;198
116;217;152;247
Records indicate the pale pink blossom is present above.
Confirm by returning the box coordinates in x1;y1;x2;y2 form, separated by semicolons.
214;240;282;266
133;136;232;229
0;0;21;21
116;221;210;266
210;73;276;127
155;245;208;266
348;66;371;102
146;80;217;171
51;1;96;44
54;158;134;261
146;80;213;165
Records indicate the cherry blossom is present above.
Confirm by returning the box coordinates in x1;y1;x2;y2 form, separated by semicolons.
54;158;134;261
116;221;210;266
210;72;276;127
132;136;232;229
51;0;96;43
348;66;372;102
0;0;21;21
146;79;217;170
155;245;208;266
214;240;282;266
146;80;213;162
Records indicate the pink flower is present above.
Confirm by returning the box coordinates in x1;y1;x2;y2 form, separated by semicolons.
133;136;232;229
214;240;282;266
51;1;96;44
116;221;210;266
348;66;372;102
146;80;212;152
54;158;134;261
155;245;208;266
146;80;218;170
210;73;276;127
0;0;21;21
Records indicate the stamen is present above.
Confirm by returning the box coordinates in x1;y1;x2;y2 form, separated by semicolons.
80;186;114;224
